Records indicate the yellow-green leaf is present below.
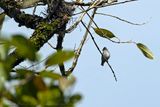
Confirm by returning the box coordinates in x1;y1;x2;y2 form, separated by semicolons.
22;95;38;105
39;71;61;80
136;43;154;59
93;28;115;39
45;50;74;67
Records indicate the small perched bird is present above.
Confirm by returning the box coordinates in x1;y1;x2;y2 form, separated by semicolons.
101;47;117;81
101;47;110;66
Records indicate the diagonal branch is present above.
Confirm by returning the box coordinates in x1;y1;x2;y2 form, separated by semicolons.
66;8;97;76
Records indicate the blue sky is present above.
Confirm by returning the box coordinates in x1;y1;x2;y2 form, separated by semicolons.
2;0;160;107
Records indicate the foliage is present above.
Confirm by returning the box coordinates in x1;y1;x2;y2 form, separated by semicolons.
0;0;155;106
0;35;81;107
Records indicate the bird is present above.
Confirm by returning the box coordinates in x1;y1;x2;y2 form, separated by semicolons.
101;47;110;66
101;47;117;81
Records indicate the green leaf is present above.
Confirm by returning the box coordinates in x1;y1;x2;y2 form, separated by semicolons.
93;28;115;39
69;94;82;103
45;50;74;67
37;89;61;106
136;43;154;59
0;63;7;91
66;94;82;107
0;13;5;31
39;71;61;80
11;35;37;61
22;95;38;106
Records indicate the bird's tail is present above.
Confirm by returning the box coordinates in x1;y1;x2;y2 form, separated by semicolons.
101;61;104;66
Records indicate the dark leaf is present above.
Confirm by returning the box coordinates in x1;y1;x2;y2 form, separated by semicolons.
69;94;82;103
136;43;154;59
0;13;5;31
33;75;47;91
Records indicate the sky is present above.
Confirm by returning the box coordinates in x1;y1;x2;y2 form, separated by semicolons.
1;0;160;107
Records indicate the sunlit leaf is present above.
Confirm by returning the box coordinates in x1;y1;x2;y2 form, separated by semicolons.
93;28;115;39
45;50;74;67
59;76;76;91
0;13;5;31
136;43;154;59
11;35;37;61
37;89;61;106
39;71;61;80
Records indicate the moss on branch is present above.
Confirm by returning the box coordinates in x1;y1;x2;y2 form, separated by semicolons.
9;18;68;68
0;0;43;29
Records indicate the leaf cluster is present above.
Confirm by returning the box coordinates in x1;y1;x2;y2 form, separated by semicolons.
0;34;81;107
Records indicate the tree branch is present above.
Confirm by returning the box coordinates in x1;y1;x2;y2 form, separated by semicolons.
8;18;69;68
56;30;66;76
0;0;44;29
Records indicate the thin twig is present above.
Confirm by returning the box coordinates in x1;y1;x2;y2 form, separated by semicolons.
96;12;147;26
73;0;138;15
107;61;117;81
79;5;137;45
80;6;99;28
66;0;100;33
66;8;97;76
27;56;49;69
67;0;137;7
32;3;38;15
47;42;56;49
66;9;86;33
81;20;101;54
